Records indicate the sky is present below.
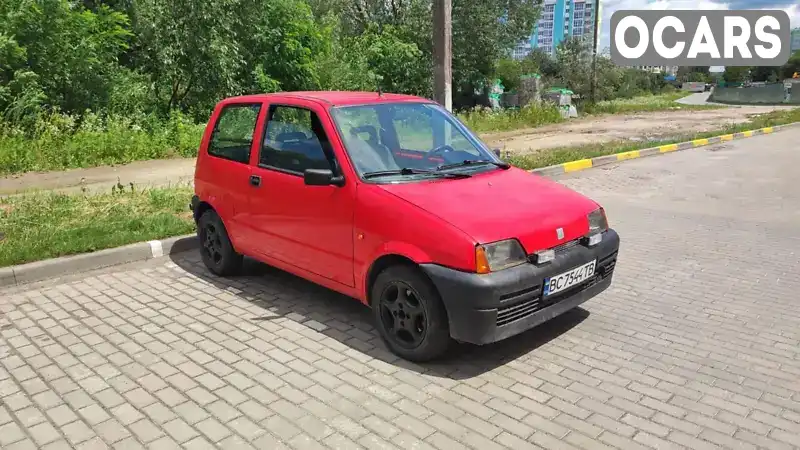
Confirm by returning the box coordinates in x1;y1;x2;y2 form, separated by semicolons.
597;0;800;71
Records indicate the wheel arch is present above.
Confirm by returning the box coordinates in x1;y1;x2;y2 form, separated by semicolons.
192;198;215;223
365;253;440;307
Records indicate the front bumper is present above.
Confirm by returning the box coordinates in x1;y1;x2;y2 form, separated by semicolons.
421;229;620;345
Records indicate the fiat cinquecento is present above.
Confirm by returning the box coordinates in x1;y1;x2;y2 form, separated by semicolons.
190;91;620;361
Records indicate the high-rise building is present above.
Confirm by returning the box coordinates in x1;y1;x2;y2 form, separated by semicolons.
791;28;800;53
512;0;599;60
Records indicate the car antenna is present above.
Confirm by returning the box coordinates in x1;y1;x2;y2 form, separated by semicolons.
377;86;383;97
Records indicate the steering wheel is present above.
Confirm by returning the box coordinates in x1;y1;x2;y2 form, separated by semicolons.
430;144;456;155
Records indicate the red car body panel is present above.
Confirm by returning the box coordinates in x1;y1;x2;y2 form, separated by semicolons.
375;167;600;254
194;91;611;309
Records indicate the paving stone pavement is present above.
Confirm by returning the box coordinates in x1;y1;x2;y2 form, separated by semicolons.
2;129;800;450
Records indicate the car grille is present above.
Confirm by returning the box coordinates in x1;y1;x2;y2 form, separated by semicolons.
496;251;618;328
527;238;581;264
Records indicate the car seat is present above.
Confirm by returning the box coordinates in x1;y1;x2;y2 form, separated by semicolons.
349;126;398;170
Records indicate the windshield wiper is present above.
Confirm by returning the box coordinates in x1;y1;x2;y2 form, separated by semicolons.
363;167;472;179
436;159;511;171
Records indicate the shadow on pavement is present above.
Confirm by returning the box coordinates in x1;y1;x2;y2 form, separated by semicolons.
169;248;589;379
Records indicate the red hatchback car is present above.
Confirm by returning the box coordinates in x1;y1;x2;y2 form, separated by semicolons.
191;91;620;361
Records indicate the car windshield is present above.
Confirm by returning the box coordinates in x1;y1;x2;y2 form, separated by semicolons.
329;102;501;181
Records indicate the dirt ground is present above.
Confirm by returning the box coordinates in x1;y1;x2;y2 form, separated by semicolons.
0;103;795;196
482;104;795;155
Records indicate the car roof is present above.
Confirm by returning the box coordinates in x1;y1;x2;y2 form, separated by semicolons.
222;91;434;107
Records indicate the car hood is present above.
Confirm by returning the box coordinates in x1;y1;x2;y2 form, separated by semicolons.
376;167;600;253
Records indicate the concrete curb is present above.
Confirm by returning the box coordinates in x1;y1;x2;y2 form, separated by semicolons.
0;234;199;288
528;121;800;177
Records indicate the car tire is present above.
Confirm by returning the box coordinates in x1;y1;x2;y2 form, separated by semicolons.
197;209;243;276
371;265;451;362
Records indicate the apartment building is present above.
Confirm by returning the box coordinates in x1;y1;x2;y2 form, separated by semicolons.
512;0;599;60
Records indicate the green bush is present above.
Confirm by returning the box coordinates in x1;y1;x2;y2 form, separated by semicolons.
0;111;204;175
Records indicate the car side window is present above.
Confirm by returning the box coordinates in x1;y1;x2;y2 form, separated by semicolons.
208;104;262;164
260;106;334;174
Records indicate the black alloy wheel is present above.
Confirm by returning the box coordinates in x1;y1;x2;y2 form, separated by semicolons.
197;210;243;276
371;265;451;361
379;282;428;349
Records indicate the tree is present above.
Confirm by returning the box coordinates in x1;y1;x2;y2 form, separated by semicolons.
722;66;750;84
781;51;800;80
550;37;592;98
521;49;558;78
129;0;327;117
452;0;541;93
677;66;710;83
494;58;522;92
750;66;780;83
0;0;131;116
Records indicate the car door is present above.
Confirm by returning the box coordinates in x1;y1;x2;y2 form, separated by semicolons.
247;100;356;287
196;101;264;253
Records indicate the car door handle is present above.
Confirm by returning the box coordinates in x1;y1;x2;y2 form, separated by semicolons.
249;175;261;187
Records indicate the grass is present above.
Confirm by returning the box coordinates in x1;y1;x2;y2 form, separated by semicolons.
0;184;196;267
505;107;800;170
581;91;721;115
457;102;565;133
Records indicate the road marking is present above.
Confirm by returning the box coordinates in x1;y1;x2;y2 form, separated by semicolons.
762;127;774;134
720;134;734;141
692;138;709;146
563;159;592;172
659;144;679;152
743;130;753;137
149;240;164;258
616;150;640;161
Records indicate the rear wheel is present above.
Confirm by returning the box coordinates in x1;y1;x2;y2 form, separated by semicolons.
371;265;451;362
197;210;242;276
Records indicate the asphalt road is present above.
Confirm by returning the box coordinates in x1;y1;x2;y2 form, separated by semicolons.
1;128;800;450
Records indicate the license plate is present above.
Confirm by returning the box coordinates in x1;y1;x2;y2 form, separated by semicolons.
543;260;597;297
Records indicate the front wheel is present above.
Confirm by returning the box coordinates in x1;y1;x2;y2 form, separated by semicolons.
197;210;243;276
371;265;451;362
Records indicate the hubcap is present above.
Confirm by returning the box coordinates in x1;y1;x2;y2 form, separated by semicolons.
202;223;223;265
379;283;427;349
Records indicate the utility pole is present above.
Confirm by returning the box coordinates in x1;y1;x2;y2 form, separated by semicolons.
589;0;601;105
433;0;452;112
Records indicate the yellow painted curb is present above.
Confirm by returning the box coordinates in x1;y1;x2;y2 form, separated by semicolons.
616;150;640;161
659;144;679;153
528;121;800;177
563;159;592;172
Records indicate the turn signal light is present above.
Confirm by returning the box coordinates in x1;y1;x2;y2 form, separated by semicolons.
475;246;491;274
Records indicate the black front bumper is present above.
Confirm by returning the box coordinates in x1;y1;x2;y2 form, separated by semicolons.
421;229;620;345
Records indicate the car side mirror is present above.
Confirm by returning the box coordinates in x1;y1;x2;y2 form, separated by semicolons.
493;148;502;158
304;168;345;187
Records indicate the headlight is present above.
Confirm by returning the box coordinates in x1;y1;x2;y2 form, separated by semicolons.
475;239;527;274
586;208;609;246
588;207;608;234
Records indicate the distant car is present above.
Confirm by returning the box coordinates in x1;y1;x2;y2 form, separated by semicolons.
190;91;620;361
